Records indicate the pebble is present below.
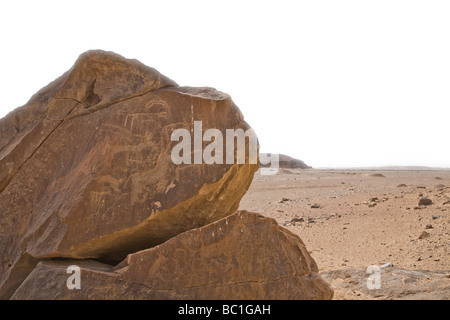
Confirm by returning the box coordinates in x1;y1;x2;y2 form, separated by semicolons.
419;231;430;239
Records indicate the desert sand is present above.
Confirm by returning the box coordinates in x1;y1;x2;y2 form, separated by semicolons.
239;168;450;299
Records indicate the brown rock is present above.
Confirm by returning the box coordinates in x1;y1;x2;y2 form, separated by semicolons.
419;231;431;239
291;216;305;223
278;197;292;203
370;173;385;178
418;198;433;206
0;51;258;298
11;211;334;300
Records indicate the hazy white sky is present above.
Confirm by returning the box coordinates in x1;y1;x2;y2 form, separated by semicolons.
1;0;449;168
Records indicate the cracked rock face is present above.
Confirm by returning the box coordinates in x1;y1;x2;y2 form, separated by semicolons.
11;211;334;300
0;51;258;299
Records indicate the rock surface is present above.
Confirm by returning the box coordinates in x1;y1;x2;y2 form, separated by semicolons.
11;211;334;300
0;50;258;298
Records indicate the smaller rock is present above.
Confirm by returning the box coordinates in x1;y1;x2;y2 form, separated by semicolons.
417;186;427;189
279;197;291;203
368;203;376;208
397;184;407;188
419;198;433;206
380;262;394;268
425;224;433;229
291;216;304;223
285;216;304;226
432;216;439;220
311;204;321;209
419;231;430;240
435;184;446;189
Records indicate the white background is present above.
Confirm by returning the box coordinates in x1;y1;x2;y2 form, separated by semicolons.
1;0;449;168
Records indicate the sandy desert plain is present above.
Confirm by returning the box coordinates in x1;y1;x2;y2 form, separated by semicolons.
239;167;450;300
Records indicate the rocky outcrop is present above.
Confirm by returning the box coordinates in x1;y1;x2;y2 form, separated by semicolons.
11;211;333;300
259;153;311;169
0;51;258;298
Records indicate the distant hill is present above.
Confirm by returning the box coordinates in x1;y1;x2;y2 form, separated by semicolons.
317;166;450;171
259;153;311;169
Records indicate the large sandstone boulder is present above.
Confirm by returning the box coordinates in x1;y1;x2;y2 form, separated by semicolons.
0;51;258;298
11;211;333;300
